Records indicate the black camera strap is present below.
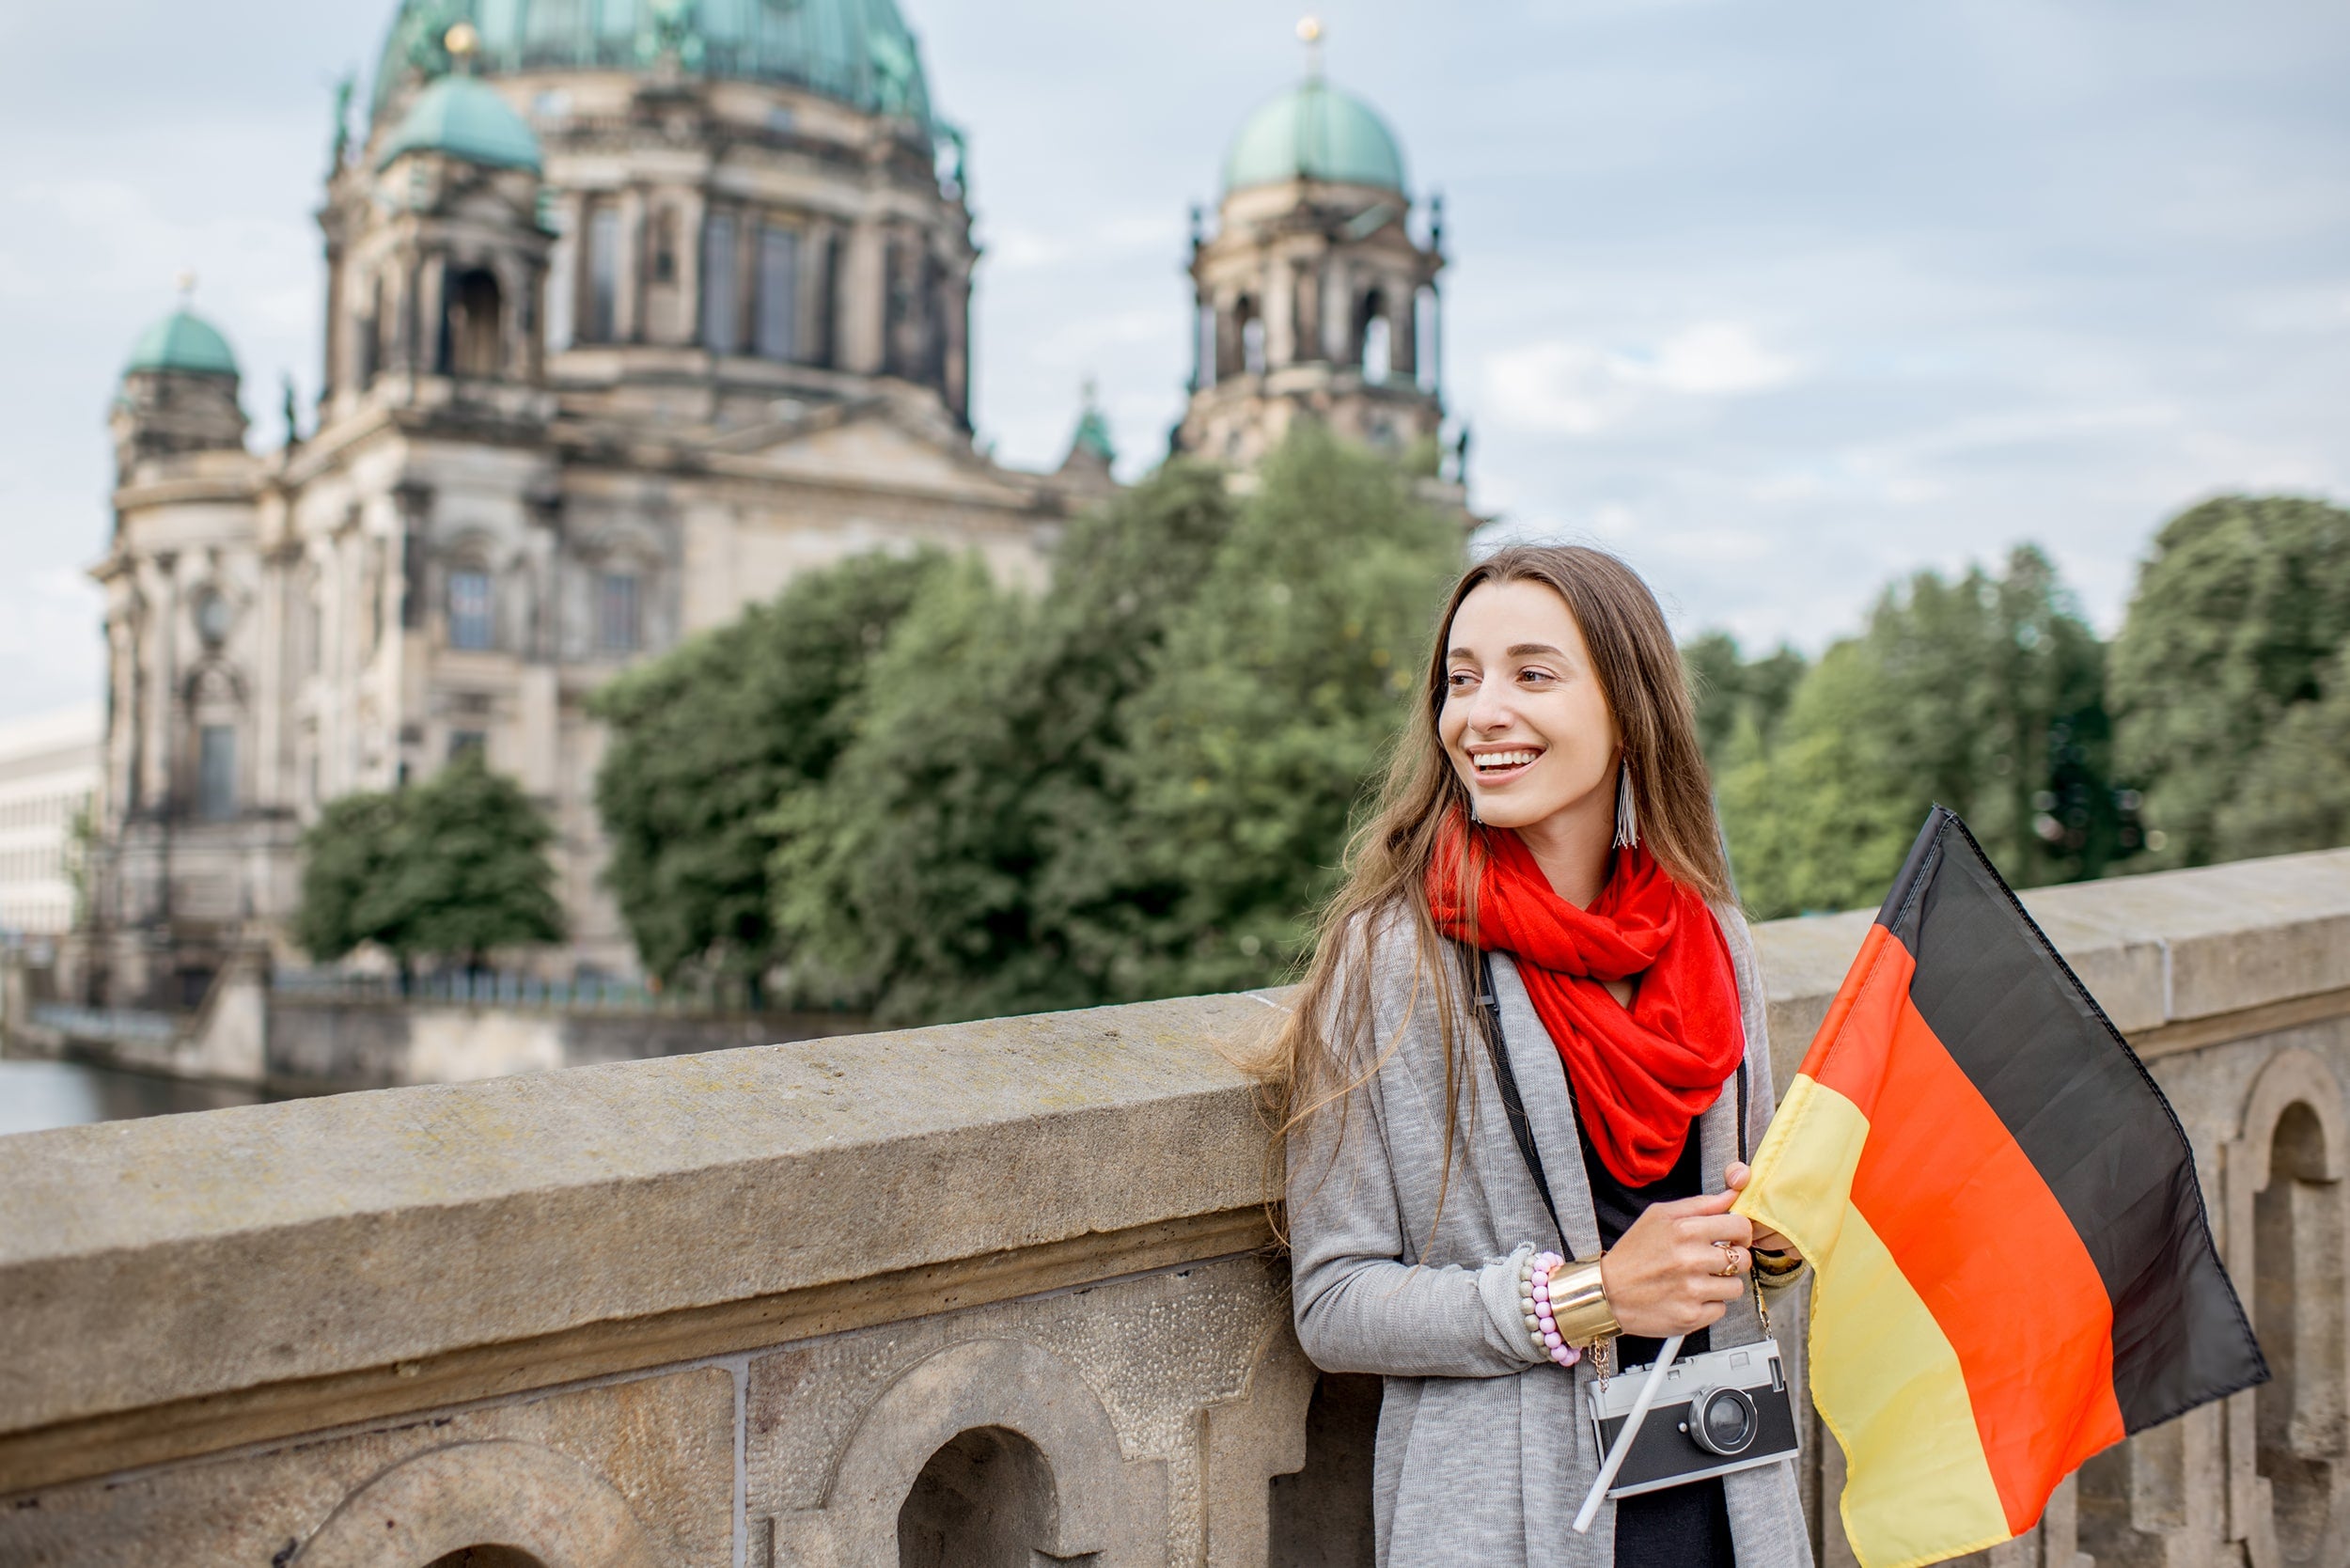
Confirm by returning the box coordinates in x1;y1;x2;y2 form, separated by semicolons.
1466;946;1751;1258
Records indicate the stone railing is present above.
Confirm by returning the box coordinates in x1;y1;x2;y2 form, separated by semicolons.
4;847;2347;1568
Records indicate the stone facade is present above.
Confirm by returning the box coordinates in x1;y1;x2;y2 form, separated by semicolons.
4;848;2346;1566
77;10;1109;1007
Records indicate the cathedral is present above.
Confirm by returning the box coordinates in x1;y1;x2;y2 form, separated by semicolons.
81;1;1451;1001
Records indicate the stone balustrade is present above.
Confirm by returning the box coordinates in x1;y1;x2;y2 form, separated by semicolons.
5;846;2348;1568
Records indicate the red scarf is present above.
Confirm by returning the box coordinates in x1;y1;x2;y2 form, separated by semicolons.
1427;819;1743;1186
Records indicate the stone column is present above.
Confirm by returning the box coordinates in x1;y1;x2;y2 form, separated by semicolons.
614;187;647;344
1265;256;1295;368
1322;257;1352;363
942;258;971;423
838;217;885;376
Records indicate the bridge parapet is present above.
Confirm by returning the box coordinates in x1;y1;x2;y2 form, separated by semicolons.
5;847;2348;1567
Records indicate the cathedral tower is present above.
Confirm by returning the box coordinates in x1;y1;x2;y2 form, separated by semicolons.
1176;22;1447;469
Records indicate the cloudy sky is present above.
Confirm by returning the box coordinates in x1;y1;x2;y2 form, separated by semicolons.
1;0;2344;723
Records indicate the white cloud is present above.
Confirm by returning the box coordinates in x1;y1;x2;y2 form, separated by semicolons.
1479;321;1801;437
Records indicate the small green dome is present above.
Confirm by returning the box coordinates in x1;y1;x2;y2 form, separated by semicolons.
378;74;543;172
1223;78;1406;195
124;309;239;379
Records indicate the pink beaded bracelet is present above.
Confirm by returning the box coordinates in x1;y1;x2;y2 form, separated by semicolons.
1517;1249;1579;1368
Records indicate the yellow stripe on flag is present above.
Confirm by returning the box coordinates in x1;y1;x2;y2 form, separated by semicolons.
1737;1075;2012;1568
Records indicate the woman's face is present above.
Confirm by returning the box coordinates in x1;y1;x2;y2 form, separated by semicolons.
1439;578;1620;832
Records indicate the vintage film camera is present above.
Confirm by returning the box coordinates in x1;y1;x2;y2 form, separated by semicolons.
1587;1339;1800;1497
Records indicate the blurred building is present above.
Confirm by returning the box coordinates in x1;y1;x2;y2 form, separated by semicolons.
79;3;1449;1002
0;708;101;942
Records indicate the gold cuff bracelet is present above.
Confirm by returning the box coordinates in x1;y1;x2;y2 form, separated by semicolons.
1546;1259;1620;1347
1752;1247;1806;1289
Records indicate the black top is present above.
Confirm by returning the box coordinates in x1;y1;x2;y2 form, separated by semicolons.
1577;1113;1736;1568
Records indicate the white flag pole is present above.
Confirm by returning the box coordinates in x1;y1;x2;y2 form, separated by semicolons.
1573;1332;1684;1534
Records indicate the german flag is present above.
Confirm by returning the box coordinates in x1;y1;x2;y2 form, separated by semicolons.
1733;807;2266;1568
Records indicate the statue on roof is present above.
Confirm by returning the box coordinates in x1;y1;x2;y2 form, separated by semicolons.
638;0;705;71
329;71;355;172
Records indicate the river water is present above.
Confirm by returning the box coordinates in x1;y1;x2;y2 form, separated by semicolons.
0;1058;265;1137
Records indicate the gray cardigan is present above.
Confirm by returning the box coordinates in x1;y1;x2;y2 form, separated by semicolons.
1286;902;1815;1567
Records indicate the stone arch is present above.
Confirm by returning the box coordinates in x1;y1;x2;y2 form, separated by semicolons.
2232;1050;2350;1568
1355;288;1389;384
294;1439;659;1568
895;1425;1059;1568
446;267;506;380
821;1337;1163;1568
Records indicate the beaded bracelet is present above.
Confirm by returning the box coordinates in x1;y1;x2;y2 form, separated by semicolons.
1517;1250;1579;1368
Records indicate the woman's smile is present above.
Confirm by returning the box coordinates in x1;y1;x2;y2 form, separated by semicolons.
1466;745;1546;783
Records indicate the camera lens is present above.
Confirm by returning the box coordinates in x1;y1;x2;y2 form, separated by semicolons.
1688;1387;1758;1456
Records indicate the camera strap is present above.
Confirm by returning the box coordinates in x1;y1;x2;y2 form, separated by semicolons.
1466;946;1751;1258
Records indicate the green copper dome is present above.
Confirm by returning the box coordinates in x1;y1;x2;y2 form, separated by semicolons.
1223;78;1406;194
372;0;935;126
124;309;240;379
378;74;544;170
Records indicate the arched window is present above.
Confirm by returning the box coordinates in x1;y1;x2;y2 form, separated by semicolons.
897;1427;1059;1568
1356;289;1389;382
596;570;641;655
1238;295;1267;377
757;224;800;361
2255;1101;2344;1561
359;275;384;386
447;567;495;651
702;212;740;353
1361;317;1392;384
185;665;243;823
446;269;504;379
584;205;620;342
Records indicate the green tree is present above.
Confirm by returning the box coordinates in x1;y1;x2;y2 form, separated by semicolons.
1109;426;1465;996
1717;545;2123;917
1684;632;1808;772
2214;646;2350;859
293;753;564;969
2109;494;2350;867
589;550;944;987
767;462;1238;1022
291;790;403;963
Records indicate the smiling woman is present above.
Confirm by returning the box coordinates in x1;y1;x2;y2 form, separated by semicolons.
1261;545;1812;1567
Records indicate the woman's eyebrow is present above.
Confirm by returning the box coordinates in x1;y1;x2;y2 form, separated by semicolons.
1507;642;1565;658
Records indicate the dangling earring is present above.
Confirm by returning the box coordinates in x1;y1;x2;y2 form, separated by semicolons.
1468;795;1482;825
1614;760;1637;849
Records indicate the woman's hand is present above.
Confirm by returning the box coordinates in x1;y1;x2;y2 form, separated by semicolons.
1598;1188;1752;1339
1724;1161;1804;1264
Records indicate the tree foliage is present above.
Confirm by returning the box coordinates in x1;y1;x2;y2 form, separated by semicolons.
767;460;1246;1021
759;429;1460;1022
294;752;564;967
588;550;943;985
2109;494;2350;868
1110;428;1465;996
1715;545;2128;917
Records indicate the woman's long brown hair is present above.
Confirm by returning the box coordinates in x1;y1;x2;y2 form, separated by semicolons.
1257;544;1732;1241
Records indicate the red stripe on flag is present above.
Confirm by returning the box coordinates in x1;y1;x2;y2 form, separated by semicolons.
1810;937;2126;1533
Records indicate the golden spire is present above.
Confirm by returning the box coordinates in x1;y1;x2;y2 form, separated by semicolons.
445;21;482;71
1297;15;1324;78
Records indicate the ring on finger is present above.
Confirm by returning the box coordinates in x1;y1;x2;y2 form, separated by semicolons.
1714;1245;1744;1278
